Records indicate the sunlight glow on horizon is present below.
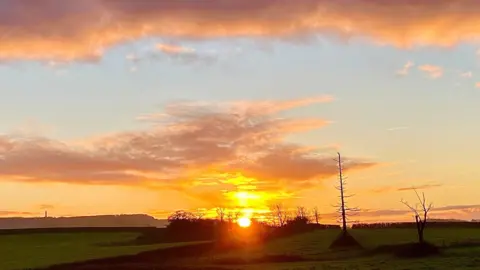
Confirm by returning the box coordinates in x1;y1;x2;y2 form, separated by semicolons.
237;216;252;228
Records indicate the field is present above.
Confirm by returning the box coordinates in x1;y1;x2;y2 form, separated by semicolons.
206;228;480;269
0;230;199;270
1;227;479;270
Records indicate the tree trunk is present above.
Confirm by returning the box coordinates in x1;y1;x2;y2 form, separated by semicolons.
418;231;424;243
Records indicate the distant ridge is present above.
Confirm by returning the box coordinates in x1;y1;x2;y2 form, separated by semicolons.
0;214;168;229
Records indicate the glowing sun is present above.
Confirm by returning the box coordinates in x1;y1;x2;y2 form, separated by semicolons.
237;217;251;228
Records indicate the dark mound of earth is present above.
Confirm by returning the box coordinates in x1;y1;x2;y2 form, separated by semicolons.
329;231;363;250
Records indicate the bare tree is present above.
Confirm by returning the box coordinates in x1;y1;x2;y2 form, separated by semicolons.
194;210;205;220
401;189;433;244
216;207;226;222
226;211;234;223
312;207;320;224
296;206;308;219
226;210;242;223
333;152;359;235
271;204;288;227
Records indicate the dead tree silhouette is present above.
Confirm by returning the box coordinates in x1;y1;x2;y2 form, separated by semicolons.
216;207;226;222
329;152;361;249
296;206;308;219
312;206;320;224
271;204;288;227
333;152;359;234
401;189;433;244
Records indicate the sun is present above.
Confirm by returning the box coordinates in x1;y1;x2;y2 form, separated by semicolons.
237;217;251;228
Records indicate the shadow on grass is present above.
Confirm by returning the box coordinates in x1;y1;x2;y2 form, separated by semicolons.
37;242;219;270
213;254;308;265
369;242;440;258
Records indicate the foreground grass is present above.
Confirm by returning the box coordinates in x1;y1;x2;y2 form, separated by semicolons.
200;228;480;269
0;231;197;270
2;228;479;269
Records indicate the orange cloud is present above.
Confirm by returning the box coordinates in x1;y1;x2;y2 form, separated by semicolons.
396;184;443;191
369;183;442;193
460;71;473;78
358;204;480;222
3;1;480;61
476;82;480;88
396;61;414;76
418;65;444;79
0;211;35;217
0;96;376;207
156;43;195;54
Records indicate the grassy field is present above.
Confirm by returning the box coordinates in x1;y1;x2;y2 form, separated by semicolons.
1;228;479;269
0;231;197;270
198;228;480;269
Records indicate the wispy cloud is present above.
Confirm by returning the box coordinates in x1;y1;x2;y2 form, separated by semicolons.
155;43;217;65
125;43;220;70
38;204;55;210
396;61;414;76
387;126;409;131
313;204;480;222
396;183;443;191
418;65;443;79
369;183;442;193
4;1;480;61
0;211;36;217
0;96;376;207
460;71;473;78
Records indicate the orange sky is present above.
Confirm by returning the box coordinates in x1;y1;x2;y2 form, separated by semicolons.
1;0;480;224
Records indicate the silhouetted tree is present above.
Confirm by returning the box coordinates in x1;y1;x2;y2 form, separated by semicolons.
333;152;359;234
167;210;198;221
226;210;241;224
296;206;308;219
271;204;288;227
216;207;226;222
401;189;433;244
312;207;320;224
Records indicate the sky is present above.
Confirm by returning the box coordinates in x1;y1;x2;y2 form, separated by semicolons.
0;0;480;223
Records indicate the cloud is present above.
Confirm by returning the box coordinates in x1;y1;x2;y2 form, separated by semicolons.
387;126;409;131
38;204;55;210
460;71;473;78
418;65;443;79
156;44;195;55
0;96;376;206
0;211;35;217
370;183;442;193
4;1;480;61
476;82;480;88
155;43;217;65
396;61;414;76
124;43;218;69
396;183;443;191
355;204;480;221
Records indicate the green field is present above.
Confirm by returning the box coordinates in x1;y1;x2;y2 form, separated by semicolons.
0;231;194;270
1;228;479;270
198;228;480;269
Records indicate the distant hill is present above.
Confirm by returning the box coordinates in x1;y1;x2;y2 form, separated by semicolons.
0;214;168;229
